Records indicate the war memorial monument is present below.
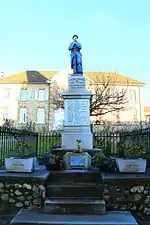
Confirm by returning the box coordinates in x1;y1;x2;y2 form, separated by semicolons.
10;36;137;225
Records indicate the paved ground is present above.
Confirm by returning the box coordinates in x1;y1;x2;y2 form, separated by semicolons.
0;215;15;225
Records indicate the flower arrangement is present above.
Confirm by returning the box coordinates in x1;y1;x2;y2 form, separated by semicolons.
10;129;33;158
91;152;106;168
117;140;146;159
12;142;32;158
44;153;64;170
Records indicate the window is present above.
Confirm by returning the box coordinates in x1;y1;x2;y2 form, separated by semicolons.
0;111;8;120
4;88;10;100
37;108;45;124
35;89;48;101
20;90;30;101
19;108;27;123
38;90;45;101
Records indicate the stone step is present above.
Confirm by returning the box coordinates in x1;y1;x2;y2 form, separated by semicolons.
44;198;106;214
48;169;102;183
11;209;138;225
46;183;103;198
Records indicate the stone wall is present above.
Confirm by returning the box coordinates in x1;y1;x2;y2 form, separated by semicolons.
102;172;150;221
0;182;45;210
0;169;49;213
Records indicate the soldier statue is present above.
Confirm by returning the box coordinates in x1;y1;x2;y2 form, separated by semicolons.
68;35;83;74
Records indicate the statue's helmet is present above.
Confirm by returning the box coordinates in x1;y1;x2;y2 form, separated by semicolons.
72;34;78;40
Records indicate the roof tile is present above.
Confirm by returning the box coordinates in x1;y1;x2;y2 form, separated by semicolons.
0;70;144;86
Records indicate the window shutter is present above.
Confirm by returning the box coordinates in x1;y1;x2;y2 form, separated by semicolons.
45;89;49;100
37;108;45;123
35;89;39;101
28;90;31;101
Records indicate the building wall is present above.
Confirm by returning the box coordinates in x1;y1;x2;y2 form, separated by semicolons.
51;73;144;124
18;83;49;128
144;107;150;122
0;72;144;129
0;82;54;131
86;80;144;123
0;84;22;124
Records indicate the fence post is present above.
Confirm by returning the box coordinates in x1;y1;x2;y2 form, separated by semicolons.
35;132;39;158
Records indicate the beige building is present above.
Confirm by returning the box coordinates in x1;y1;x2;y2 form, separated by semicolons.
52;70;144;124
144;107;150;123
0;71;57;131
0;70;144;130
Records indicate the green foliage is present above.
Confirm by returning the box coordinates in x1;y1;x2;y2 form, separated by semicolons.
91;152;106;168
76;140;81;149
12;142;32;158
117;140;146;159
44;153;64;170
9;126;37;158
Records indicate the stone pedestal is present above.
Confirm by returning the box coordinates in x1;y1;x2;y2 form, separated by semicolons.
62;74;93;149
63;152;91;169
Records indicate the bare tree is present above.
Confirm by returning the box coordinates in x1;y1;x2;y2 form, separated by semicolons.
52;88;65;110
89;75;130;117
52;74;130;117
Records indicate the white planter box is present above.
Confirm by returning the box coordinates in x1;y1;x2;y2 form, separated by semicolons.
116;158;147;173
5;157;38;173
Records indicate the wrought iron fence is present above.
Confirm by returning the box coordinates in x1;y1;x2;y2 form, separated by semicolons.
37;131;62;158
36;130;150;157
0;127;38;166
0;127;150;167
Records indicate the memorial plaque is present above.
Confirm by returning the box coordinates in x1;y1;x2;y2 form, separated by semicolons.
64;99;90;126
63;152;91;169
68;76;85;90
70;155;85;167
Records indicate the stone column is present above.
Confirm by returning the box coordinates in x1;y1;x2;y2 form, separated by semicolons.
62;74;93;149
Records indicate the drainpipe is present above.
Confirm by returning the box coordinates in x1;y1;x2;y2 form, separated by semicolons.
46;78;51;131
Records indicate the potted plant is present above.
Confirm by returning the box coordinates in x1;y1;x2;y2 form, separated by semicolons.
73;140;84;153
91;152;107;171
116;140;147;173
44;153;64;171
5;129;38;173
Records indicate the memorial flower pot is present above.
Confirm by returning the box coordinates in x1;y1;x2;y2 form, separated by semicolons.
44;153;64;171
5;135;38;173
5;157;38;173
116;140;147;173
45;163;62;171
116;158;147;173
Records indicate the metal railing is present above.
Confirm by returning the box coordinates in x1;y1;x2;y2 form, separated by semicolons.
0;127;150;166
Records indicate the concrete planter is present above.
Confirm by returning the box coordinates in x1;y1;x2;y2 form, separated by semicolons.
116;158;147;173
5;157;38;173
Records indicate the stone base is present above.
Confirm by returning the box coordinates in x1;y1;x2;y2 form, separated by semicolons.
62;129;93;149
63;152;91;169
10;209;138;224
47;169;102;184
68;74;86;93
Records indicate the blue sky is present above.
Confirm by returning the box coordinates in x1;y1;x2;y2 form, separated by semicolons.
0;0;150;105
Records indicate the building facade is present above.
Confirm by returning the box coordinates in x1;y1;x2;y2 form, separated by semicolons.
0;70;144;130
